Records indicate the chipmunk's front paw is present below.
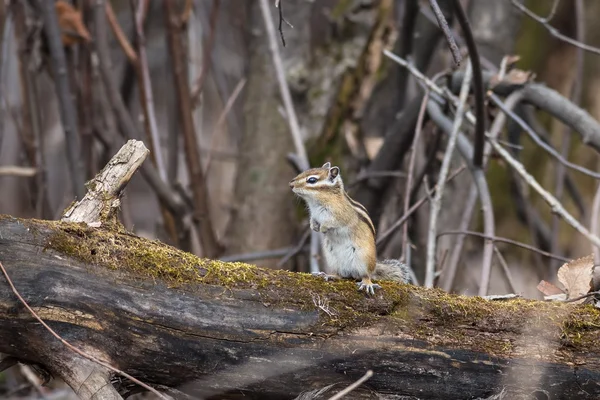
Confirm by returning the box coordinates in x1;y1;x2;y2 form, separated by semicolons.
310;219;321;233
312;272;340;282
357;279;382;296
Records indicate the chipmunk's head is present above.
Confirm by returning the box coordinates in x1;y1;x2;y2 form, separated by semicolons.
289;162;343;200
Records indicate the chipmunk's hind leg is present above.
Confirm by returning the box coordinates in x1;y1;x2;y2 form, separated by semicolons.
357;277;381;295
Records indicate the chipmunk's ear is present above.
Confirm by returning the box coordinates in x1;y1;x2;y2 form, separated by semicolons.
328;166;340;181
322;162;331;169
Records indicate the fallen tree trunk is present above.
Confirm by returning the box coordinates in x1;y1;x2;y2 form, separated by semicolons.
0;217;599;399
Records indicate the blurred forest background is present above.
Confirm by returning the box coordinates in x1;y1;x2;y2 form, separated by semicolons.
1;0;599;306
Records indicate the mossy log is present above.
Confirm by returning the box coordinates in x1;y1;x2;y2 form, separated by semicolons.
0;216;599;399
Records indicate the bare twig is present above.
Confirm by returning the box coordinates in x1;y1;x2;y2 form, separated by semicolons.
204;77;246;174
164;0;221;257
260;0;319;272
563;290;600;303
494;246;518;294
219;246;306;263
511;0;600;56
259;0;307;169
327;370;373;400
132;0;167;181
490;133;600;249
93;0;186;218
0;166;37;176
377;165;467;246
275;0;292;47
347;171;406;188
592;183;600;266
35;0;85;198
490;94;600;179
62;140;149;225
554;0;584;269
450;0;485;168
277;228;311;267
105;1;137;64
402;90;429;263
425;61;472;288
0;260;167;399
428;0;461;66
190;0;220;107
437;231;570;263
426;99;496;296
439;185;477;292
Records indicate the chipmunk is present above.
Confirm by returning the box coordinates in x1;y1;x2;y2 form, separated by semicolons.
289;162;410;295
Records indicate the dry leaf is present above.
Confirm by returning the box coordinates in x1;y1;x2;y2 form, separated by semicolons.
537;280;564;296
557;254;595;303
56;0;91;46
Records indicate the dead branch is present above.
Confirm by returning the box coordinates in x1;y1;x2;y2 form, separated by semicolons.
0;215;599;399
163;0;221;258
32;0;85;198
428;0;461;65
61;140;149;225
425;61;472;288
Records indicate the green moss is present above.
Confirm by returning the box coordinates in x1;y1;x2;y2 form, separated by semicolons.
7;215;595;360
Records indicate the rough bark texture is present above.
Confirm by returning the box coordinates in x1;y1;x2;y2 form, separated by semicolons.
1;216;599;399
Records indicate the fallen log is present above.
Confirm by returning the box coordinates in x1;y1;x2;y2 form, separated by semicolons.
0;215;599;399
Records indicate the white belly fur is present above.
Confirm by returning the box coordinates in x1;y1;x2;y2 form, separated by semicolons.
322;227;368;280
306;201;369;280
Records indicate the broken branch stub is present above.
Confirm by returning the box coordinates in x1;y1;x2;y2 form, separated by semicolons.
61;140;149;226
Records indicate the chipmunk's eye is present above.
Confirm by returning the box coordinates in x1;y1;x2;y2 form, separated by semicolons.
307;177;318;184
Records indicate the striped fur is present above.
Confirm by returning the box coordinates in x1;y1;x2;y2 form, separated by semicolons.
290;163;410;293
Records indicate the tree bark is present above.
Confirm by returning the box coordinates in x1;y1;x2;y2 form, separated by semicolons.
0;216;599;399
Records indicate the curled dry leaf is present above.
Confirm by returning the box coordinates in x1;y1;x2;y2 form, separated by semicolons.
557;254;595;304
537;279;565;296
55;0;91;46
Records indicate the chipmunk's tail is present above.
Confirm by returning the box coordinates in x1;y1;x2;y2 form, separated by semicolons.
373;259;411;283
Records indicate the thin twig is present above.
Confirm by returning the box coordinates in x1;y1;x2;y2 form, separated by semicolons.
428;0;461;66
0;166;37;176
377;165;467;246
259;0;307;169
494;246;517;294
554;0;584;269
425;61;472;288
219;246;306;263
450;0;485;168
260;0;318;272
327;370;373;400
426;99;496;296
402;90;429;263
164;0;221;257
190;0;220;107
490;134;600;249
132;0;167;181
93;0;187;218
437;91;524;293
490;94;600;179
437;231;570;263
275;0;292;47
105;1;137;64
511;0;600;56
0;260;168;399
36;0;85;198
347;171;406;188
277;228;311;267
204;77;246;174
563;290;600;303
